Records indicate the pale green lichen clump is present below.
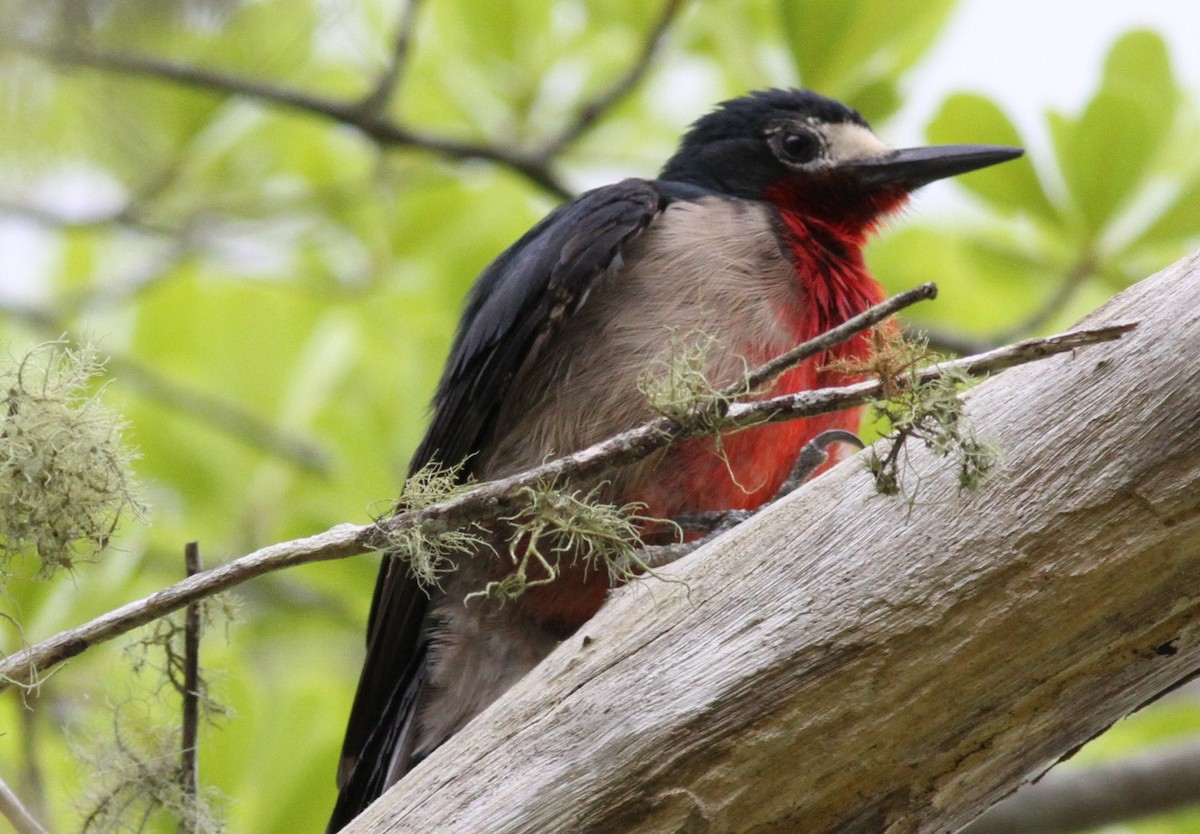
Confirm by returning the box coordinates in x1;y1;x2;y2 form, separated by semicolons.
0;340;145;573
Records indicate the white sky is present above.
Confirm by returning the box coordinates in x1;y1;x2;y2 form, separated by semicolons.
897;0;1200;145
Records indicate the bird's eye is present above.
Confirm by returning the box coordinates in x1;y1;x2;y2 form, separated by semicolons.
777;130;821;164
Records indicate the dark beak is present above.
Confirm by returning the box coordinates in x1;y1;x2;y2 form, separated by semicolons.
848;144;1023;189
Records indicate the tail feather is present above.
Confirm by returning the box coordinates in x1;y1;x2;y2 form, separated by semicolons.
328;556;431;832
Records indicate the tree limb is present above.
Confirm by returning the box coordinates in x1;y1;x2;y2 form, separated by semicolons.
338;251;1200;833
357;0;424;113
963;735;1200;834
0;774;47;834
179;542;202;817
537;0;688;158
0;320;1125;690
0;304;333;474
7;37;572;199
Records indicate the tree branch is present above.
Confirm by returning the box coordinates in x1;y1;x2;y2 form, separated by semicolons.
0;774;47;834
7;38;572;199
340;250;1200;834
0;522;373;691
358;0;424;113
993;255;1097;344
106;355;333;475
179;542;202;819
742;282;935;393
963;736;1200;834
0;303;333;474
537;0;688;159
0;286;1128;691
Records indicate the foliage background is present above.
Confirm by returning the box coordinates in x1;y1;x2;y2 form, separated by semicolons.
1;0;1199;831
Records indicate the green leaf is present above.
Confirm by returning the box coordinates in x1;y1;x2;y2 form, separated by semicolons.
1056;92;1158;237
926;93;1058;225
1050;30;1178;238
779;0;957;121
1132;174;1200;248
847;78;901;124
868;226;1074;335
1101;29;1177;121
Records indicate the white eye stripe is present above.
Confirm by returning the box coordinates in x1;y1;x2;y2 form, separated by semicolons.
768;121;892;169
820;122;892;163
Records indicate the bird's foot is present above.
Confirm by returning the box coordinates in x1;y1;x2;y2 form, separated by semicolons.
772;429;864;500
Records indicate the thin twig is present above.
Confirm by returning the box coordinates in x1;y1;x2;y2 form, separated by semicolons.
0;774;48;834
911;258;1100;358
723;323;1136;434
0;523;373;692
741;283;936;393
9;37;572;199
358;0;423;113
0;314;1133;692
107;357;333;475
0;198;173;237
537;0;688;159
17;704;47;831
179;543;201;824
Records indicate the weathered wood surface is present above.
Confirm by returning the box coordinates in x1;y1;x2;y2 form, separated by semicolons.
346;251;1200;834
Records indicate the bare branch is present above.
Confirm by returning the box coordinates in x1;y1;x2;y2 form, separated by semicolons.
725;323;1135;434
0;523;374;691
537;0;688;159
910;258;1100;358
964;736;1200;834
742;282;936;393
358;0;424;113
0;199;123;230
106;356;333;475
0;307;1130;691
0;774;47;834
337;252;1200;834
905;323;991;357
17;706;47;831
179;542;202;821
8;38;572;199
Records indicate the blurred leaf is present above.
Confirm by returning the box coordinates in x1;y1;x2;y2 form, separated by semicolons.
1054;93;1160;238
849;78;901;124
871;222;1114;340
1050;30;1178;239
1101;29;1177;121
1132;174;1200;249
779;0;957;122
926;93;1059;226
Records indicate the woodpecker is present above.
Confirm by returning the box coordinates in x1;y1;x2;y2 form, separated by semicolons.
328;88;1020;830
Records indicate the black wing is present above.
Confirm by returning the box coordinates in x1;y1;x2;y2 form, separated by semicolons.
413;178;674;472
328;178;675;831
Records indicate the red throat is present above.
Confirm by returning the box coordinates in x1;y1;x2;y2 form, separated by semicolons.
765;178;902;365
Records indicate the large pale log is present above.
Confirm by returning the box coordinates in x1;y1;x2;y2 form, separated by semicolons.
347;251;1200;834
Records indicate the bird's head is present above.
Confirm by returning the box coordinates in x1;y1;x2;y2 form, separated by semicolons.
660;88;1022;240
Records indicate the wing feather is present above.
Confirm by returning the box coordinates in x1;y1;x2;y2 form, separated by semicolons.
328;178;673;830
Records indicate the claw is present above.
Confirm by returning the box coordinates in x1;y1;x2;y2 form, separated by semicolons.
774;429;865;499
